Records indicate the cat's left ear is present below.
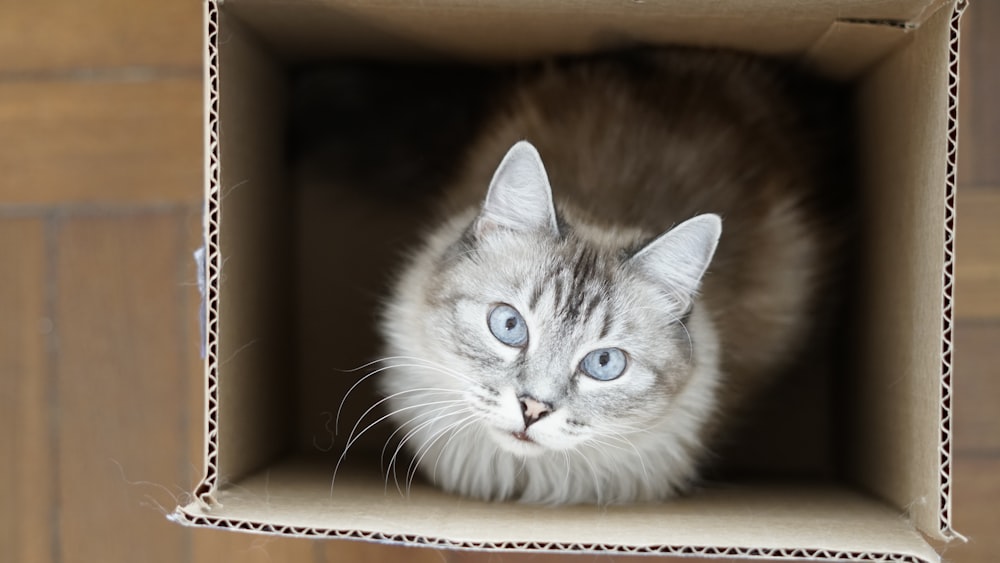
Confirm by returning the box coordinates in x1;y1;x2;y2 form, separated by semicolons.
630;214;722;306
475;141;560;238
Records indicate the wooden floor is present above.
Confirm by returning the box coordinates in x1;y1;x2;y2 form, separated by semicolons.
1;2;995;562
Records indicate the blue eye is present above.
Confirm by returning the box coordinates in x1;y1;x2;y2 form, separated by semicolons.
580;348;628;381
487;304;528;347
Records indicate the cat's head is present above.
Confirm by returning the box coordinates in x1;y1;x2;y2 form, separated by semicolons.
390;141;721;458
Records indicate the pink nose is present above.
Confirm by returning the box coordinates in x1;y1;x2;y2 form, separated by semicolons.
519;396;552;428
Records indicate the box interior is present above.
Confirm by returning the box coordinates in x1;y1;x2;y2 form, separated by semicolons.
186;0;959;557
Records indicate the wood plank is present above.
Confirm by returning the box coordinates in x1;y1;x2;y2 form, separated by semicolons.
0;219;53;563
450;552;783;562
0;78;202;205
955;188;1000;320
958;1;1000;186
953;321;1000;454
190;530;318;563
319;540;448;563
55;213;189;563
949;456;1000;563
0;0;201;73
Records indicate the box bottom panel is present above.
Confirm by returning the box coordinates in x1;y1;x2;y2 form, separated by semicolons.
177;456;937;561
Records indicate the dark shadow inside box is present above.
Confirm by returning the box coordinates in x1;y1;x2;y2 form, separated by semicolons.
280;56;859;488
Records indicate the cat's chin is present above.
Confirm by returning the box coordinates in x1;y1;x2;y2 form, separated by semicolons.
487;427;548;457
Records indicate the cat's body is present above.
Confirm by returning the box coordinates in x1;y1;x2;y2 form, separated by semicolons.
377;49;845;504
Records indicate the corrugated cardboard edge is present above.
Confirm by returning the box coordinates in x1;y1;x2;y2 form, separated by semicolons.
181;0;965;553
167;509;935;563
935;0;967;542
192;0;222;509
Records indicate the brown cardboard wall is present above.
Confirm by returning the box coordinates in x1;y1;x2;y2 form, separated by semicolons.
213;12;295;483
851;2;955;535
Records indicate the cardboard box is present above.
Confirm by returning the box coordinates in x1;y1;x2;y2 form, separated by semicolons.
173;0;967;560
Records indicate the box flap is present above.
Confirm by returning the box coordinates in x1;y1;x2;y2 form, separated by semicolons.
803;21;912;80
221;0;945;62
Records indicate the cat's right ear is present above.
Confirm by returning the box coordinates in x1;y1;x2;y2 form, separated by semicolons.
475;141;560;238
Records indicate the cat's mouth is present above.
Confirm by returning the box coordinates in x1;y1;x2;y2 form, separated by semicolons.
487;426;546;456
511;430;534;443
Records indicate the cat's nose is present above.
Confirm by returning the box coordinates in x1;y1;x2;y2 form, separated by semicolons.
519;396;552;428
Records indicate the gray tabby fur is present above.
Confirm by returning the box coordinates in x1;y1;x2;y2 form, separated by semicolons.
377;49;837;504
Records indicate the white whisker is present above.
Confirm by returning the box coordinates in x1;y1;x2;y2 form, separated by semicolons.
572;448;604;505
331;397;464;496
599;429;652;490
380;403;466;473
387;410;468;495
429;412;484;483
334;361;474;433
407;412;479;494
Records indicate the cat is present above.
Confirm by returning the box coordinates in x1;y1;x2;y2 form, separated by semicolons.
373;48;847;504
